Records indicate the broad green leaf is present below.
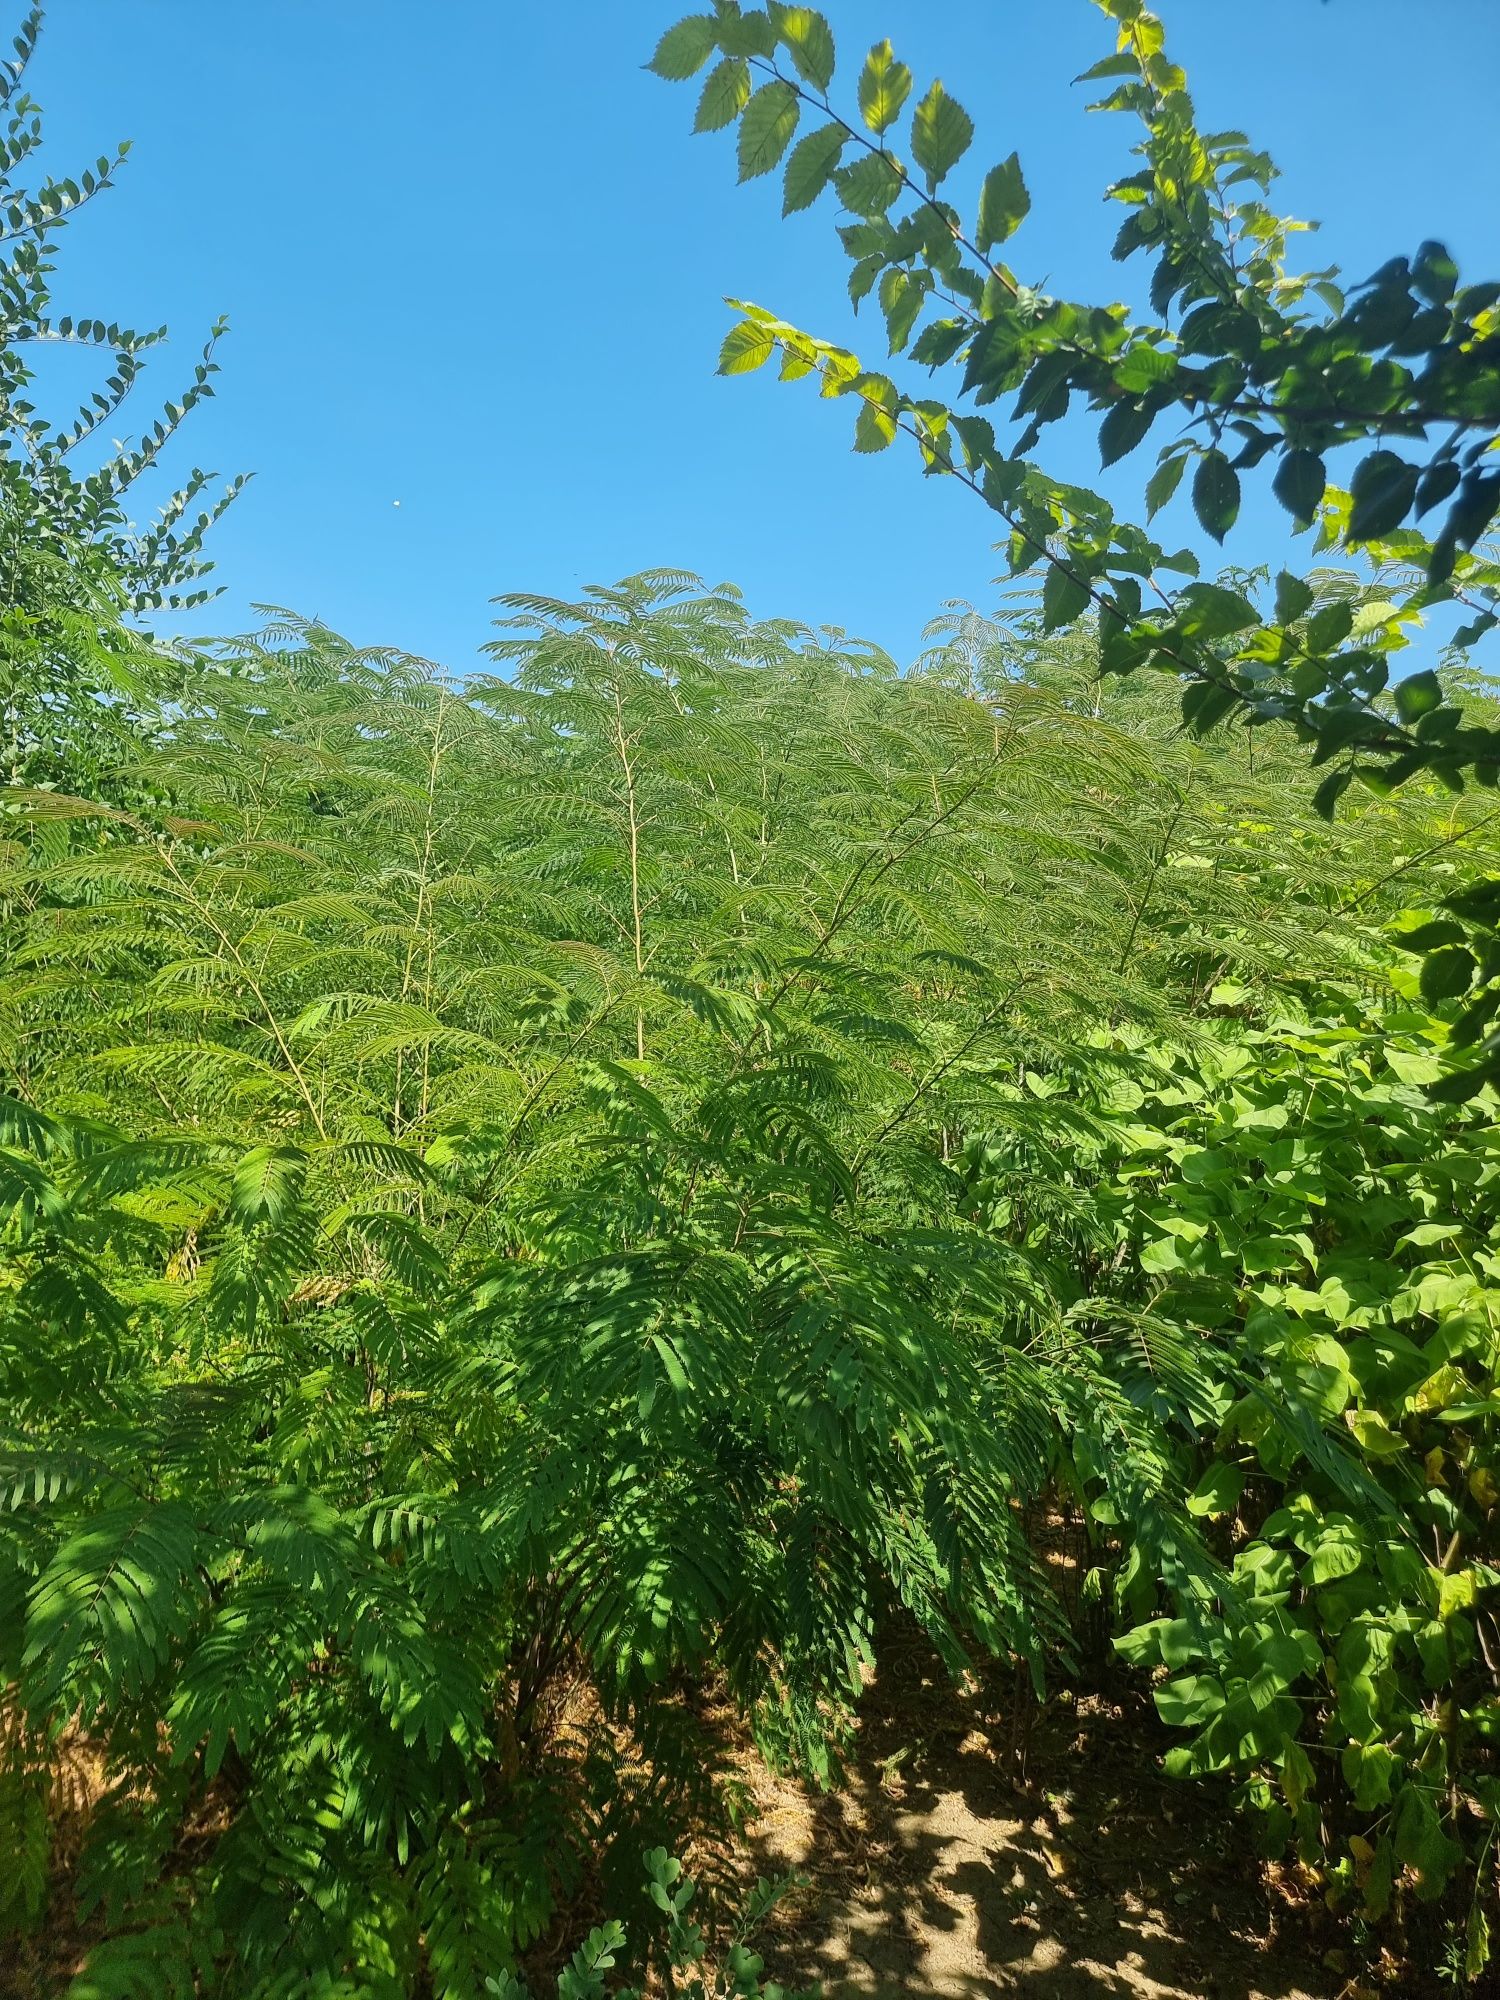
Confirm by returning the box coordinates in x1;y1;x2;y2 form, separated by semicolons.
718;321;775;374
782;121;845;214
852;373;899;451
858;39;912;136
774;6;835;90
716;6;777;57
1186;1459;1243;1518
1192;449;1240;542
1154;1673;1225;1727
910;80;974;190
853;399;898;451
838;151;902;215
1393;668;1442;723
1419;946;1477;1004
1274;571;1314;624
1181;678;1238;735
879;266;926;354
1272;447;1326;527
1042;562;1091;632
1347;449;1419;544
647;14;719;80
976;152;1029;253
1312;768;1351;821
1304;600;1354;655
1099;398;1152;467
738;80;800;180
1175;582;1258;640
694;56;750;132
1145;450;1188;518
1391;1785;1465;1897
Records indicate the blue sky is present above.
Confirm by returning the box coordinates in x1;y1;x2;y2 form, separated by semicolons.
33;0;1500;669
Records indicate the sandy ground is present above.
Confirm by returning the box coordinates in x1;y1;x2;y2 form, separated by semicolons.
731;1634;1345;2000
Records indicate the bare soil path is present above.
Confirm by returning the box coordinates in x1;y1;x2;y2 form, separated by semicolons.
735;1635;1346;2000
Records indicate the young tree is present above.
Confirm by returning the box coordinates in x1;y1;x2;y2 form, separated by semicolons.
649;0;1500;1089
0;5;246;616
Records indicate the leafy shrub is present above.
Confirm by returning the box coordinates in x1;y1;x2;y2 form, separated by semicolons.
971;981;1500;1975
487;1851;811;2000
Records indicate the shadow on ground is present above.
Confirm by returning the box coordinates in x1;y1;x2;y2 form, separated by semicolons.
735;1629;1342;2000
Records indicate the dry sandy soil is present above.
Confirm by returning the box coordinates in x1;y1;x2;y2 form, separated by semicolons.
728;1632;1354;2000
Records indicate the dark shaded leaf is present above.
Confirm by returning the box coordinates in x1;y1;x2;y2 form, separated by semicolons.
1099;399;1153;467
1347;450;1419;543
1272;448;1326;528
1274;572;1314;624
1192;450;1240;542
1042;563;1091;632
1394;669;1443;724
1421;946;1478;1003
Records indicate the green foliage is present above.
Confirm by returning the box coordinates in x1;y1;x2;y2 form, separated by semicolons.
971;980;1500;1965
0;6;246;613
650;5;1500;795
488;1851;811;1999
9;560;1495;1988
3;8;1500;1992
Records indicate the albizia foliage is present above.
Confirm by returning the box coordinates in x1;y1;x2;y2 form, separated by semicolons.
2;573;1497;1992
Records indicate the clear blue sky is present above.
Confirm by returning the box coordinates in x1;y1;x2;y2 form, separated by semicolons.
33;1;1500;668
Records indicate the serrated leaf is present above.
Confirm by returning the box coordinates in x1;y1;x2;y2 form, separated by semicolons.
879;266;927;354
853;398;898;452
738;79;800;179
858;39;912;135
782;121;845;213
1274;570;1314;624
648;15;719;80
774;6;835;89
838;150;902;216
976;152;1029;253
1272;447;1326;528
694;56;750;132
718;321;775;374
1145;450;1188;518
717;7;776;57
1347;449;1419;544
1042;563;1091;632
1099;398;1152;468
1192;450;1240;542
850;372;900;453
1305;600;1353;655
910;79;973;190
1312;767;1352;821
